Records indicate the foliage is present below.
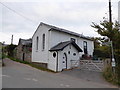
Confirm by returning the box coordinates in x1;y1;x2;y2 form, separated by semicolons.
103;66;120;86
91;20;120;59
91;37;110;59
4;44;17;57
91;20;120;86
93;45;110;59
91;20;120;40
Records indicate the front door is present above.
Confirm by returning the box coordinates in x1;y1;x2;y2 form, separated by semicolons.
23;53;25;61
62;53;67;69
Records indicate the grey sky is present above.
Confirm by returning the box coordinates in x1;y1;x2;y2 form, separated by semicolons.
0;0;119;44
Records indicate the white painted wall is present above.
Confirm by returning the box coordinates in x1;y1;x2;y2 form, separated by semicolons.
58;44;80;71
48;51;57;71
48;44;80;72
32;24;51;63
49;30;78;49
50;30;94;57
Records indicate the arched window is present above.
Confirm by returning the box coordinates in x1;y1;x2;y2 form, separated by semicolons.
36;36;39;50
42;34;45;50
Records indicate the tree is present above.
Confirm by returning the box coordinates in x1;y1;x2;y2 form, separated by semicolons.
91;20;120;61
91;37;110;59
91;20;119;41
91;20;120;85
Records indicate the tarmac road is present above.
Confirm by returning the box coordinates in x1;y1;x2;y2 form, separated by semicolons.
2;58;118;88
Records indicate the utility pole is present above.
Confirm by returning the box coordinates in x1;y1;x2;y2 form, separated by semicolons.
109;0;112;23
109;0;116;72
11;35;13;44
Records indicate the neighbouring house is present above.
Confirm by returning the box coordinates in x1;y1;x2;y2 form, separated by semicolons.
14;38;32;62
32;22;94;72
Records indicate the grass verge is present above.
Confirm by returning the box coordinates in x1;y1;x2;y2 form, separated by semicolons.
7;56;56;73
103;65;120;87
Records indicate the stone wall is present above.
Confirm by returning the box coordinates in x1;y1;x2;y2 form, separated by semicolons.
14;44;32;62
32;62;48;69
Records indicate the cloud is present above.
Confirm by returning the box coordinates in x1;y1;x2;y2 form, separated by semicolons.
1;0;119;44
0;32;33;44
32;1;109;28
1;0;120;3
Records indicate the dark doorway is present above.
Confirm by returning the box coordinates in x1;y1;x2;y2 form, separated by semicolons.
23;53;25;61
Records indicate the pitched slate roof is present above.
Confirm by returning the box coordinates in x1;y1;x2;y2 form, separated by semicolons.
49;41;83;52
32;22;93;41
18;38;32;46
41;22;92;41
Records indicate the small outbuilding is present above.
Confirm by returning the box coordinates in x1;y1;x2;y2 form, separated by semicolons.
49;41;82;71
14;38;32;62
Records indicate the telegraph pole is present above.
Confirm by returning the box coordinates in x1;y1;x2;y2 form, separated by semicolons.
109;0;115;72
109;0;112;23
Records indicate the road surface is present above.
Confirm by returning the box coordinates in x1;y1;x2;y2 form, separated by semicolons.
2;58;118;88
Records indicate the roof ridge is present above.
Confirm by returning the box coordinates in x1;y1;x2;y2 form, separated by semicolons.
40;22;92;41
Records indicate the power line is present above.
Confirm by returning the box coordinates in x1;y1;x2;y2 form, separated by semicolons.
0;2;38;24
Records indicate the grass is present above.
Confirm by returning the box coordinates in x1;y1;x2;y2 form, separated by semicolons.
103;65;120;87
7;56;56;73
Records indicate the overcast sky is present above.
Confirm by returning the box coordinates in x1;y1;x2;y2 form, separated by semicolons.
0;0;119;44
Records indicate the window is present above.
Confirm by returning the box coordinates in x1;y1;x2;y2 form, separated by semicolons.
36;36;39;51
71;38;76;42
53;52;56;58
42;34;45;50
68;51;70;54
83;41;88;54
73;53;76;56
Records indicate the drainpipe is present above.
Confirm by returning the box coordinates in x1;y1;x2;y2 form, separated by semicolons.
56;51;58;72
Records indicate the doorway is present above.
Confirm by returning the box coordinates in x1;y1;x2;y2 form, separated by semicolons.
23;53;25;61
62;53;67;69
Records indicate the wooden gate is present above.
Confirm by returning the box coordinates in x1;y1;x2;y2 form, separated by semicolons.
79;60;104;72
71;60;104;72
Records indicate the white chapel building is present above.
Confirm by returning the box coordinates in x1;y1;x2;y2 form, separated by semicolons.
32;22;94;72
